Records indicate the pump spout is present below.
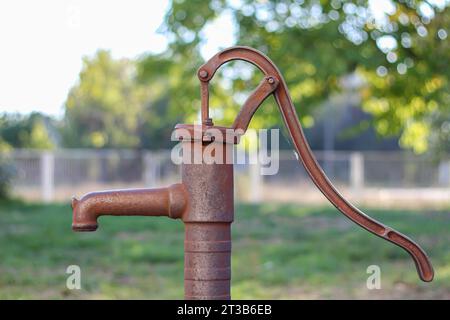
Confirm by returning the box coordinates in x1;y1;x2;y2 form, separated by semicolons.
71;183;187;231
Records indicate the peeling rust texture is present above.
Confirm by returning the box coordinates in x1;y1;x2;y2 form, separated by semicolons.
72;184;187;231
181;140;234;300
184;222;231;300
71;45;433;302
197;46;433;282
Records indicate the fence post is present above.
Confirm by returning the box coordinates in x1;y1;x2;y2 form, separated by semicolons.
438;160;450;187
143;151;162;187
143;151;153;187
249;148;262;203
350;152;364;192
41;151;54;202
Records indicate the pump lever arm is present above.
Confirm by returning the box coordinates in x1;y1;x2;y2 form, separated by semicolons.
232;76;279;132
198;46;434;282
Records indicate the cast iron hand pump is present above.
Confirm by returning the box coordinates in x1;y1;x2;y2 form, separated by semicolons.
72;46;433;299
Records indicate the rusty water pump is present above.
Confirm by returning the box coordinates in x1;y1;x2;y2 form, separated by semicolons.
72;46;434;299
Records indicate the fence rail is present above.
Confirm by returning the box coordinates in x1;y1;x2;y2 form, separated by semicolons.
2;149;449;207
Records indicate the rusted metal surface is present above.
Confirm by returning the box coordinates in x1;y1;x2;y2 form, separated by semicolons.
72;184;187;231
184;223;231;300
197;46;434;282
180;140;234;300
232;76;279;132
71;45;433;301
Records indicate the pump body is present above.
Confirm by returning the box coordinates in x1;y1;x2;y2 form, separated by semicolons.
180;135;235;299
72;46;434;300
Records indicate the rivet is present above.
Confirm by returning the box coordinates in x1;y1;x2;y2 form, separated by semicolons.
199;70;208;79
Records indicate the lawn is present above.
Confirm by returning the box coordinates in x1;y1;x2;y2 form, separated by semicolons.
0;200;449;299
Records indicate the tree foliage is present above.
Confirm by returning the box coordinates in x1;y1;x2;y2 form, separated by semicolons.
160;0;449;153
0;112;55;149
0;112;55;199
63;50;195;149
136;45;239;130
63;50;146;148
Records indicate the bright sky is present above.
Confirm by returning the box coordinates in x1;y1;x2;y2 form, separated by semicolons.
0;0;445;117
0;0;236;117
0;1;168;116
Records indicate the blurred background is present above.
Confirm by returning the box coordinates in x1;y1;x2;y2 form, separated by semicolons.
0;0;449;299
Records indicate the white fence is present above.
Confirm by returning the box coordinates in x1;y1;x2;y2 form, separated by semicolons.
2;149;450;207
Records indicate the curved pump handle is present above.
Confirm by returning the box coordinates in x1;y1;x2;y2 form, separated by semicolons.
197;46;434;282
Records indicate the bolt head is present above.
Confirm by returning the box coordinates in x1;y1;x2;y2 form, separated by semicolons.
199;70;208;79
267;77;275;84
203;118;213;126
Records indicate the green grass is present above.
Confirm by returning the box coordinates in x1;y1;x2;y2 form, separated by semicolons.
0;200;449;299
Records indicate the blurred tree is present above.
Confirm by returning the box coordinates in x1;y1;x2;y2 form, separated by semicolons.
0;160;11;199
63;50;190;149
361;1;450;156
136;53;199;149
0;112;55;149
0;112;55;198
64;50;146;148
159;0;449;154
0;136;12;199
137;46;238;132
